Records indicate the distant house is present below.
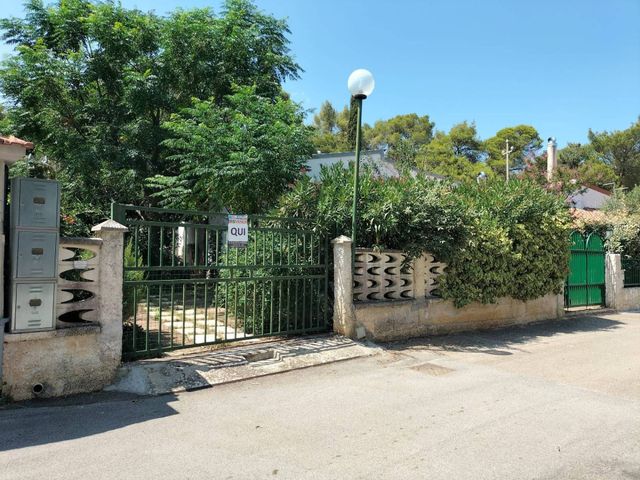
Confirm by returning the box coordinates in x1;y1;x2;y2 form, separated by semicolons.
305;150;443;181
566;184;611;210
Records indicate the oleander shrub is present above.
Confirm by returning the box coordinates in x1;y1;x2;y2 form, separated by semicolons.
275;163;572;307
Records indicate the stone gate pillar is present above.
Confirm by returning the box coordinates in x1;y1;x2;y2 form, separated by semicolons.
332;236;356;338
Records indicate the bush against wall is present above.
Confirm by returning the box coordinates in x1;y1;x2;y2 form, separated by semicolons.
601;186;640;259
276;165;572;307
438;181;571;306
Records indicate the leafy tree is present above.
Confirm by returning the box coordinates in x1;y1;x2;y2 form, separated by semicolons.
588;119;640;188
416;122;486;181
577;161;618;188
0;105;11;134
0;0;301;233
312;101;337;134
558;142;598;168
310;99;355;153
148;86;313;213
448;121;484;163
366;113;435;167
485;125;542;175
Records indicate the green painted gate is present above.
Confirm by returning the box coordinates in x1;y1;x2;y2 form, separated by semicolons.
112;204;331;359
564;231;605;309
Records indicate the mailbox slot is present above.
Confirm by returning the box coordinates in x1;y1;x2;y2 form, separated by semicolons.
11;178;60;229
11;230;59;279
11;282;56;332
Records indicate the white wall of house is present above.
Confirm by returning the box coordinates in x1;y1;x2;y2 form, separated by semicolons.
306;150;386;180
306;150;443;181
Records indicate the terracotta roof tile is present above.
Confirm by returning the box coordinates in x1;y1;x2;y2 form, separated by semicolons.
0;135;34;149
570;208;608;223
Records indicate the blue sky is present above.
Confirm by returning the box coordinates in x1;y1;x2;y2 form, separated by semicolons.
1;0;639;146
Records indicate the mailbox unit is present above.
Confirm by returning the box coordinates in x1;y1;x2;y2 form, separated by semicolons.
9;178;60;332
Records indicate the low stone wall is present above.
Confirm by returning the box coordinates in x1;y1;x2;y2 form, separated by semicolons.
605;253;640;311
2;324;116;400
1;220;126;401
616;287;640;311
332;236;563;342
354;294;563;341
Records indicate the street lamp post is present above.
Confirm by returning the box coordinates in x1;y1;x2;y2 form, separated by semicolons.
347;69;375;254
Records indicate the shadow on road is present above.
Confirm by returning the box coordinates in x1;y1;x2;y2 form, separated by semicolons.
0;392;180;452
382;314;625;356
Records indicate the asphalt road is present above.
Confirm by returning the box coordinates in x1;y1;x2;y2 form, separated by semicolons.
1;312;639;480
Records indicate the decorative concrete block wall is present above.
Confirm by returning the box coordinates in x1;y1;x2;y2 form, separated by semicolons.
1;220;127;401
333;237;564;342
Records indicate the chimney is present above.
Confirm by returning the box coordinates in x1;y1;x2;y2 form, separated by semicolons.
546;137;557;181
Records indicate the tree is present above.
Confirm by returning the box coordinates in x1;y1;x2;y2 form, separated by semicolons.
366;113;435;167
0;0;302;233
312;101;337;134
558;142;598;168
416;122;486;181
485;125;542;175
577;161;619;188
310;100;351;153
588;119;640;188
149;86;314;213
0;104;11;134
448;121;484;164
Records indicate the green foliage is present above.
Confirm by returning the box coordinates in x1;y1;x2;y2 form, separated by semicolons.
416;123;487;181
151;86;313;213
218;229;327;335
588;119;640;188
558;143;598;168
313;101;338;135
276;165;571;307
0;0;301;234
438;181;571;306
556;142;620;188
0;105;11;134
602;186;640;259
367;113;435;167
347;96;359;150
123;240;145;321
576;161;619;188
485;125;542;175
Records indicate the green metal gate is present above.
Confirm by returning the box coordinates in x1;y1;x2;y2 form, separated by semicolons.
564;231;605;309
112;204;331;359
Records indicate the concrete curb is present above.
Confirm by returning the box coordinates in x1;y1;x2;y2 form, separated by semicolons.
106;334;381;396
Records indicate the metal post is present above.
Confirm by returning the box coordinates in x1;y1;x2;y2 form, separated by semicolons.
351;95;364;257
505;139;510;182
502;139;514;182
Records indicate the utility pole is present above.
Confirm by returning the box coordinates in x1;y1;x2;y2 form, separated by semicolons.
502;139;515;182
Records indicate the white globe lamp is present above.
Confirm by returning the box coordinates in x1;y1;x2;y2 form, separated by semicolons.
347;69;375;99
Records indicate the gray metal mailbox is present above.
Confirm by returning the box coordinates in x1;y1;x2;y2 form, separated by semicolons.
10;177;60;229
11;230;59;279
11;282;56;332
9;177;60;332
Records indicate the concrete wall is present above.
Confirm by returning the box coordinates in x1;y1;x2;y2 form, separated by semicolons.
334;238;564;342
606;253;640;311
1;220;127;401
354;294;563;342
